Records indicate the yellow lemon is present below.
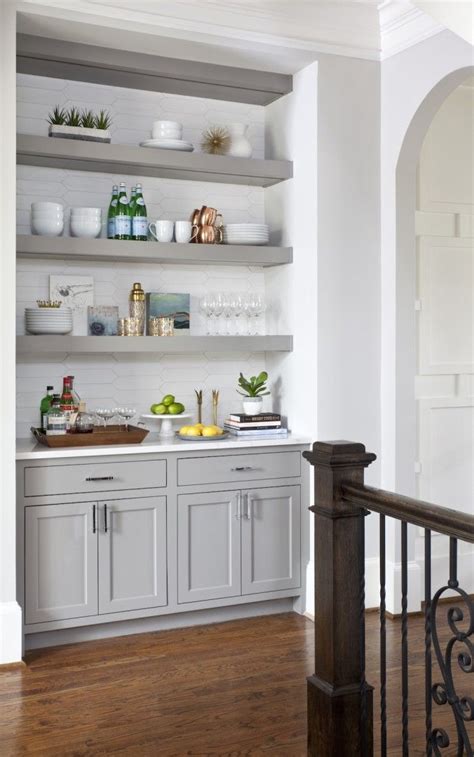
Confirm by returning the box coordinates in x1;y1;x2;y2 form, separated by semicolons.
202;426;219;437
194;423;205;430
210;425;223;435
185;427;202;436
179;426;191;435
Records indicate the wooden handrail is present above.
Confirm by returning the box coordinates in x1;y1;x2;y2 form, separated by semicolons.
342;482;474;543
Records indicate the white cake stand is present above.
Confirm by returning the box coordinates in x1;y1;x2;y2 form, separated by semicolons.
141;413;191;437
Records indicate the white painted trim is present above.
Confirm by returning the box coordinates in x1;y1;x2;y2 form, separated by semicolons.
379;2;444;59
386;559;423;614
0;602;23;664
25;598;294;650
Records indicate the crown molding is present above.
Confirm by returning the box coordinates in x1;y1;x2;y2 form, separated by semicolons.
379;0;444;59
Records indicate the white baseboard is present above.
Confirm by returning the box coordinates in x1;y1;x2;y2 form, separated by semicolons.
25;598;294;650
365;557;422;614
0;601;22;664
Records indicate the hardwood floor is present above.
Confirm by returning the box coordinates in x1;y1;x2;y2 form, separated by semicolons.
0;611;471;755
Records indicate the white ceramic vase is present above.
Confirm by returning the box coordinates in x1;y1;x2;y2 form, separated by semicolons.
227;123;252;159
242;396;263;415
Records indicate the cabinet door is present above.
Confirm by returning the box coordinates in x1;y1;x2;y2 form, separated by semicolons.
241;485;301;595
98;497;167;614
178;490;241;603
25;502;98;624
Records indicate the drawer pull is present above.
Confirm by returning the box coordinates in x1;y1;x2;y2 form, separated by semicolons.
92;504;96;534
232;466;254;472
104;503;108;533
85;476;114;482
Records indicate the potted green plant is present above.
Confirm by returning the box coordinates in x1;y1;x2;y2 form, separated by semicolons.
237;371;270;415
48;106;112;143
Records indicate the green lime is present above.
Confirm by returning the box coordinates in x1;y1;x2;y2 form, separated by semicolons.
151;403;167;415
162;394;175;406
168;402;185;415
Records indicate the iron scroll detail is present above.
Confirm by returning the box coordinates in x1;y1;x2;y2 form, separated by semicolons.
430;583;473;756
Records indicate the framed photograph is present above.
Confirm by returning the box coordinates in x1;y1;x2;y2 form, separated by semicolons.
146;293;190;332
87;306;119;336
50;275;94;335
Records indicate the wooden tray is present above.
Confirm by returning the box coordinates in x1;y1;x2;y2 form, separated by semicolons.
31;424;149;448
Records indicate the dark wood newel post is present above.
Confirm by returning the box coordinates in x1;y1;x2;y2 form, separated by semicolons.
303;441;377;757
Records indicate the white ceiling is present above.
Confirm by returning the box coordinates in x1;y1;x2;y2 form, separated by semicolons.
18;0;448;70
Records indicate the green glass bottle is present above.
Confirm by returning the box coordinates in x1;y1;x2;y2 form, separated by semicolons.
114;182;132;240
132;183;148;241
40;385;54;429
129;186;137;214
107;185;118;239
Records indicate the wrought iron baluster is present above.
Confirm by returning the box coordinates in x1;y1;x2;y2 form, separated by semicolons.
359;511;368;756
425;529;432;757
401;520;409;756
430;537;473;756
380;514;387;757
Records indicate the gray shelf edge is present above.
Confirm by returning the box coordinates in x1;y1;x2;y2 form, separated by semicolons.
17;135;293;188
16;236;293;267
17;34;292;106
17;335;293;354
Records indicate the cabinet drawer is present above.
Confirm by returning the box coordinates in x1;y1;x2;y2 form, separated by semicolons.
178;451;301;486
24;459;167;497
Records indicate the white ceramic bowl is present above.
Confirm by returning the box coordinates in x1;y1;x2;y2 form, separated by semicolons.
71;207;102;215
152;120;182;130
31;202;64;213
31;217;64;236
31;213;64;222
70;219;102;238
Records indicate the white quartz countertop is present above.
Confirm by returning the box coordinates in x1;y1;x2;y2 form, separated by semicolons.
16;433;312;460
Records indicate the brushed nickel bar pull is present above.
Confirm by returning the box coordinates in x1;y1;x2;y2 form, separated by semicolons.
92;504;96;534
232;466;253;472
235;493;242;520
85;476;114;482
104;504;108;533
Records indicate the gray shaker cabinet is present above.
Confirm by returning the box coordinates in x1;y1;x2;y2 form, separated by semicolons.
98;496;167;614
241;485;301;595
25;501;98;624
178;490;241;603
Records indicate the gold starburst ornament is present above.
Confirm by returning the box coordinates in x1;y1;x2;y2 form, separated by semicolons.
201;126;231;155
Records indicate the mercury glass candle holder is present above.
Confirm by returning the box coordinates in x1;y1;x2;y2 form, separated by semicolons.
149;316;174;336
124;317;141;336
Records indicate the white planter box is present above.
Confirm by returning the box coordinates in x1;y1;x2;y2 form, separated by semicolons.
48;125;111;143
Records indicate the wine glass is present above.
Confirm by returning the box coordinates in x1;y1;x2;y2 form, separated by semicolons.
232;292;245;335
213;292;224;335
252;293;266;335
222;293;234;336
94;408;116;428
114;407;136;430
200;294;214;335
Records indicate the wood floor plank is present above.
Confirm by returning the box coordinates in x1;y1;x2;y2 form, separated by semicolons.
0;611;471;755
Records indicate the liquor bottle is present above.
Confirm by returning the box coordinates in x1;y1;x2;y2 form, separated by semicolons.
40;385;54;429
107;185;118;239
46;395;66;436
60;376;76;431
67;375;80;427
132;183;148;241
114;182;132;240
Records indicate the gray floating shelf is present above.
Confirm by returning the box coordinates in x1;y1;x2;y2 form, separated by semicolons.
17;135;292;187
17;34;292;106
17;235;292;268
17;335;293;354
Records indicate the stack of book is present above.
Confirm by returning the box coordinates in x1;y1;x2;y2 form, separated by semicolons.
224;413;287;437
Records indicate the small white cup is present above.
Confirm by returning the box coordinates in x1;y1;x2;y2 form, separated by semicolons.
174;220;192;244
149;220;174;243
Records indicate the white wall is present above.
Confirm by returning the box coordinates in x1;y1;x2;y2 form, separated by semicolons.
0;0;22;664
381;29;473;610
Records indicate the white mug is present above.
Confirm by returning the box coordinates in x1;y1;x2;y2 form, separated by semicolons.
148;220;174;243
174;220;192;244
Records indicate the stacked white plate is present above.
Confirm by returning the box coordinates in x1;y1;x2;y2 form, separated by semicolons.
140;138;194;152
223;224;269;246
25;307;73;335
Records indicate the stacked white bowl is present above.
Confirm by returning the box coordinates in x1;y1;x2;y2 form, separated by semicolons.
223;223;269;246
25;307;73;335
152;120;183;140
31;202;64;236
70;207;102;238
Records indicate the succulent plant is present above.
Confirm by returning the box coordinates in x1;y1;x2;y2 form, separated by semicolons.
66;107;82;127
237;371;270;397
47;106;68;126
81;109;96;129
95;110;112;130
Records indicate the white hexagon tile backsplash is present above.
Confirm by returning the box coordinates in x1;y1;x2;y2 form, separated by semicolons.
16;74;271;437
